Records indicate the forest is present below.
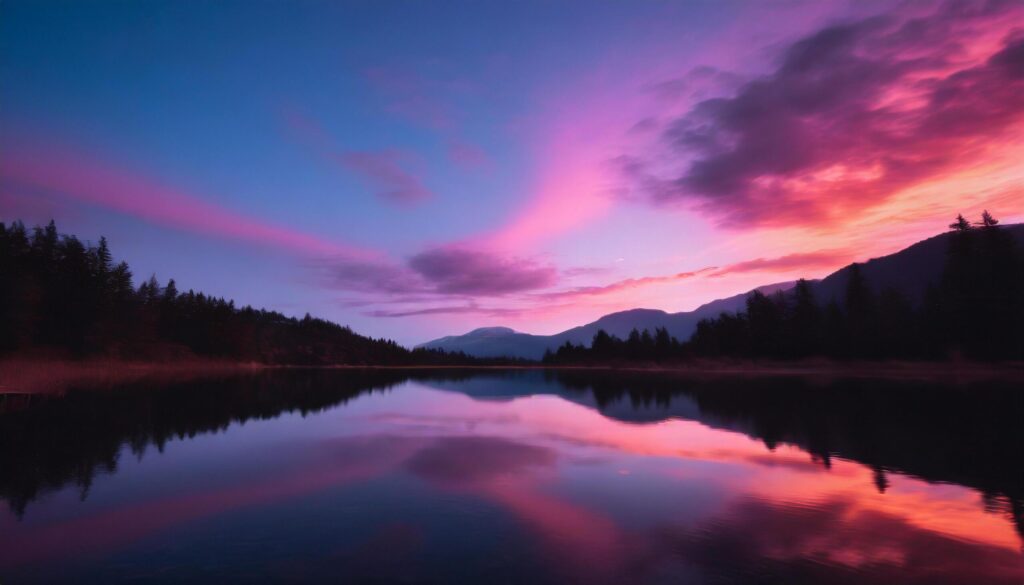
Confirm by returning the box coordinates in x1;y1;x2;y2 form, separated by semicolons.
3;215;1021;366
544;212;1024;364
0;220;513;365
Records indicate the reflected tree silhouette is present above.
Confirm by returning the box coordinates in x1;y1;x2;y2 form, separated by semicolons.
2;368;1021;543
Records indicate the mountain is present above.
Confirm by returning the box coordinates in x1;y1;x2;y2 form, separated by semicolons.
418;282;792;360
548;281;794;345
419;224;1024;360
811;224;1024;305
420;327;552;360
0;219;487;366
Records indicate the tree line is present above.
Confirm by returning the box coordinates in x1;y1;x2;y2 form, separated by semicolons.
0;220;520;365
543;327;686;364
3;215;1019;365
545;212;1023;363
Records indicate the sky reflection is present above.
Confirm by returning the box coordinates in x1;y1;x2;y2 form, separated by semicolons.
1;373;1021;584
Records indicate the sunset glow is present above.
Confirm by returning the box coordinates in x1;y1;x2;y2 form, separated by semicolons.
2;0;1022;344
3;381;1019;583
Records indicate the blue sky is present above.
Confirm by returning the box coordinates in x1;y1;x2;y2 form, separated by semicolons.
3;0;1022;344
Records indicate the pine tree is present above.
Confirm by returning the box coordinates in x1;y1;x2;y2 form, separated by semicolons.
96;236;112;274
949;214;971;232
142;275;161;305
979;210;999;228
110;262;134;300
591;330;615;358
653;327;671;359
163;279;179;302
790;279;820;356
844;263;877;357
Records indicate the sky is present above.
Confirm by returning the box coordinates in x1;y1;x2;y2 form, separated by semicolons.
1;0;1022;346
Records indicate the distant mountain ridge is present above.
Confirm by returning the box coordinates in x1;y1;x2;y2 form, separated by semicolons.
418;282;793;360
419;224;1024;359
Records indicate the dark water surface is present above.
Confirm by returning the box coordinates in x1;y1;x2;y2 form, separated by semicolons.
1;369;1022;584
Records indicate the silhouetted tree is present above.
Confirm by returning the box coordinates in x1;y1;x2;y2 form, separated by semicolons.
789;279;820;357
686;215;1022;361
543;327;684;364
844;263;877;357
0;219;514;366
949;213;972;232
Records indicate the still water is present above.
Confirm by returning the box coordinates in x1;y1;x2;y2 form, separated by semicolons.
1;369;1022;584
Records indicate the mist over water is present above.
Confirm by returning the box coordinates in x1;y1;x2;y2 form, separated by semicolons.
1;369;1021;584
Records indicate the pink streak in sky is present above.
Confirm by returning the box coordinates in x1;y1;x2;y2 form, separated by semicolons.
0;143;376;260
535;267;717;301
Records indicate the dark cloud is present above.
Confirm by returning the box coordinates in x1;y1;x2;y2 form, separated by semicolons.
319;258;427;296
317;247;559;311
634;1;1024;227
408;247;558;295
648;65;746;103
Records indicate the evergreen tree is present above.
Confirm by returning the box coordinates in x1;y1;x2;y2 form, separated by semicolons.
163;279;179;302
0;219;505;366
979;210;999;228
844;263;877;357
653;328;670;359
949;213;972;232
591;330;616;358
95;236;112;276
789;279;820;357
746;290;782;357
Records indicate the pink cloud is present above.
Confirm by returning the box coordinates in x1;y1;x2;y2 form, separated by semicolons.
628;0;1024;228
710;250;854;278
481;162;616;252
408;246;558;295
0;142;373;260
536;266;717;301
317;246;560;306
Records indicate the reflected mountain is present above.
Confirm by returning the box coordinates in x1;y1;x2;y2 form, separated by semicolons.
2;368;1021;541
425;370;1024;534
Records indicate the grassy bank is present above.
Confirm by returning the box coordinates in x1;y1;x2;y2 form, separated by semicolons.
2;357;1021;395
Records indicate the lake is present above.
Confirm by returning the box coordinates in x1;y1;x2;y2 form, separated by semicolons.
1;368;1022;584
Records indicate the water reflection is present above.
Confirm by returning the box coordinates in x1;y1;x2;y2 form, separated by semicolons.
1;369;1021;583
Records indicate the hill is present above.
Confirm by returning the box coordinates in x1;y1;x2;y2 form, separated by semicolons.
418;282;792;360
421;224;1024;359
0;220;486;366
808;224;1022;305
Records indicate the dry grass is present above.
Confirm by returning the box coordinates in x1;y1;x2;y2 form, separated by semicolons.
1;357;1020;395
0;358;264;395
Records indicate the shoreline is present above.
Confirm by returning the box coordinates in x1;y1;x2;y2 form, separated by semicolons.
2;357;1022;394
